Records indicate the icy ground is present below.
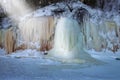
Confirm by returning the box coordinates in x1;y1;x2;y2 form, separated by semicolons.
0;49;120;80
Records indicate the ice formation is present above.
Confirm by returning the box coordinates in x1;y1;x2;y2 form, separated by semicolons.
47;17;97;63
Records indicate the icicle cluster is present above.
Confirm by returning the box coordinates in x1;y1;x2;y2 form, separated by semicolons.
18;16;55;51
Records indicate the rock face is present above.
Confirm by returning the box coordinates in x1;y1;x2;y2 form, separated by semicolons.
0;6;7;29
73;7;90;24
81;0;120;12
80;0;97;8
0;6;7;18
25;0;63;8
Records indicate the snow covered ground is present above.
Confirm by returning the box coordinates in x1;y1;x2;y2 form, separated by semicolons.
0;49;120;80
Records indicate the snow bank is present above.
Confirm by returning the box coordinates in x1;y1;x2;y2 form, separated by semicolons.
7;49;43;58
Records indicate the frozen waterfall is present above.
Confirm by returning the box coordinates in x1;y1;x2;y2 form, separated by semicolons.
47;17;97;63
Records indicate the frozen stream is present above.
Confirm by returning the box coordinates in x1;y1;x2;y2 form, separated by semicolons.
0;50;120;80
